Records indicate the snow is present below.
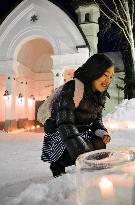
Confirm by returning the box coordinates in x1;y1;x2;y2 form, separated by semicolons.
0;98;135;205
104;98;135;123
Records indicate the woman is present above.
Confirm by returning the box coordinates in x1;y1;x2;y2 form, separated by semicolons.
41;53;115;177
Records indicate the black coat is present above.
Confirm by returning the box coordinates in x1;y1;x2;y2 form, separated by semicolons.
45;79;109;161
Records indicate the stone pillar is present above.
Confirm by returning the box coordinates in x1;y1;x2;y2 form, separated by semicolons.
0;60;17;131
52;69;64;89
16;78;30;129
52;51;89;89
4;75;17;131
76;3;100;55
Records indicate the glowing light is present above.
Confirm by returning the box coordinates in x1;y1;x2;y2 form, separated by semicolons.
31;126;35;130
28;98;35;106
6;125;41;133
99;177;114;198
16;96;24;104
18;93;23;103
109;123;118;129
104;120;135;130
4;95;11;102
127;123;135;129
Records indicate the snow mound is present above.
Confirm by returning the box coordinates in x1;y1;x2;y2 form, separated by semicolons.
104;98;135;121
8;174;76;205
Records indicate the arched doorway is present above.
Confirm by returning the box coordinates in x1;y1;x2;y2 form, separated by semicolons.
17;38;54;73
15;37;54;129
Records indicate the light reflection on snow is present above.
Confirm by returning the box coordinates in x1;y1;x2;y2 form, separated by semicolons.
104;98;135;130
1;98;135;205
104;120;135;130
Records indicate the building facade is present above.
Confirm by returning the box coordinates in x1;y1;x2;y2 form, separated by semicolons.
0;0;124;131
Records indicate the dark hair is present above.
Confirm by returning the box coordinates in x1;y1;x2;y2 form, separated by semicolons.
73;53;114;84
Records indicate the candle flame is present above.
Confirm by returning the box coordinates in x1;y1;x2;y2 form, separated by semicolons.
7;125;41;133
99;177;114;198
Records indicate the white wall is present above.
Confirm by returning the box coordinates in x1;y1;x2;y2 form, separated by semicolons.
0;0;86;60
103;72;125;116
0;0;88;124
0;78;5;121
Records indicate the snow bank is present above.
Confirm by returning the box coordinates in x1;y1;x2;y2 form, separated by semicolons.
9;173;77;205
0;131;43;142
104;98;135;121
103;98;135;129
1;98;135;205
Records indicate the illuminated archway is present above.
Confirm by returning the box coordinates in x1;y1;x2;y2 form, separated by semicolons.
16;38;54;73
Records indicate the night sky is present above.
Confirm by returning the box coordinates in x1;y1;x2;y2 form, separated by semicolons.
0;0;123;52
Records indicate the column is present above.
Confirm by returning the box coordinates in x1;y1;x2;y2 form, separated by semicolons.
52;52;89;89
4;74;17;131
52;69;64;89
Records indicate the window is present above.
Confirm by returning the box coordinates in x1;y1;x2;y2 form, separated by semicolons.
85;13;90;22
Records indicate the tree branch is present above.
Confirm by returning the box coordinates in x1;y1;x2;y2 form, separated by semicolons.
111;0;130;37
117;0;129;19
94;0;133;44
114;0;132;43
99;0;128;22
131;0;134;26
93;2;131;45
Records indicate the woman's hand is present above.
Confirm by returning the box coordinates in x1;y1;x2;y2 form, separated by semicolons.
102;135;111;144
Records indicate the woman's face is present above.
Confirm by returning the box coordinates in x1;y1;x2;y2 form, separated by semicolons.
91;66;115;93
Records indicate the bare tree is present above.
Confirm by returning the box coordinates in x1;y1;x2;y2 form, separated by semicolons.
93;0;135;99
72;0;134;68
71;0;135;98
93;0;135;71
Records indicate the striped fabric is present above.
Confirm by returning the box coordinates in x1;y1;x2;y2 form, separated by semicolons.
41;129;92;163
